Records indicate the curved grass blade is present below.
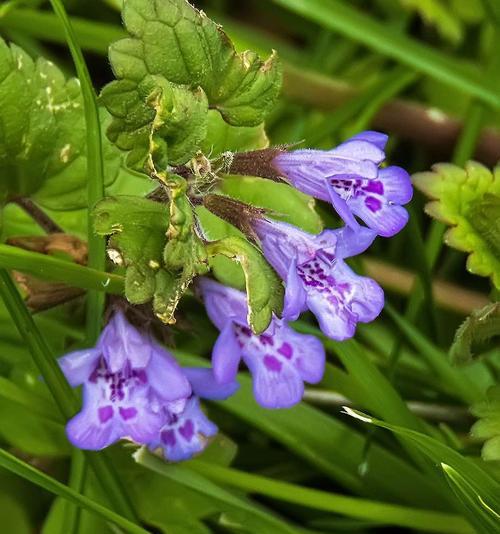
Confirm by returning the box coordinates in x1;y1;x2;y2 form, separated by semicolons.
135;448;298;534
0;244;124;294
188;460;473;534
0;270;135;521
270;0;500;108
0;447;149;534
48;0;106;343
343;407;500;519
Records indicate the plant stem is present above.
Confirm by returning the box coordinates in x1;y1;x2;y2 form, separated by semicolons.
12;198;64;234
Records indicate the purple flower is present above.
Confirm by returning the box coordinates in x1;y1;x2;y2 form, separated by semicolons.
273;131;413;237
149;367;239;462
199;278;325;409
252;219;384;341
59;311;191;450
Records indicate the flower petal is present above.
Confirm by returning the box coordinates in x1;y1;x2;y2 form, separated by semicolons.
378;166;413;204
303;259;383;340
245;353;304;409
119;389;164;445
332;225;377;259
283;260;307;320
65;383;121;450
284;329;325;384
58;348;100;387
212;322;242;384
348;130;388;151
146;341;191;401
330;137;386;164
350;196;409;237
325;179;361;230
99;311;151;372
183;367;239;400
154;397;218;462
199;278;248;330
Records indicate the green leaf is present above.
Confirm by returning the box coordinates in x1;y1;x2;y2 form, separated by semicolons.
0;38;120;210
450;302;500;365
101;76;208;171
176;352;451;509
471;385;500;462
442;464;500;534
0;243;124;294
221;176;323;234
201;110;269;156
0;447;148;534
342;407;500;520
0;492;31;534
94;195;169;303
413;162;500;288
206;236;283;333
102;0;281;171
189;460;472;534
135;448;298;534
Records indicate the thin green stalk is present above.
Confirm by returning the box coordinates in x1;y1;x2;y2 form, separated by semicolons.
0;243;124;294
64;450;86;534
0;447;149;534
188;461;473;534
48;0;106;343
0;270;137;522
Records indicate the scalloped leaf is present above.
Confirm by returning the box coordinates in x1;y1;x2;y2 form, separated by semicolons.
0;38;120;210
413;162;500;288
101;0;281;172
471;385;500;462
93;195;169;305
450;302;500;365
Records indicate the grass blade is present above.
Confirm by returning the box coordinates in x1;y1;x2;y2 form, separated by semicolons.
47;0;106;343
0;447;149;534
135;449;298;534
0;244;124;294
188;460;473;534
0;270;136;521
271;0;500;108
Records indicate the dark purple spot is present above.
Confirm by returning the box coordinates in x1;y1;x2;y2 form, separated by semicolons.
98;405;113;424
259;334;274;346
161;429;176;446
119;407;137;421
325;275;335;285
263;355;282;372
134;369;147;384
179;420;195;442
363;180;384;195
278;342;293;359
365;196;382;212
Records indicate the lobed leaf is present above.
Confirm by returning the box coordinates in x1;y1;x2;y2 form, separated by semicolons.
471;385;500;462
0;38;120;210
450;302;500;365
413;162;500;288
102;0;282;172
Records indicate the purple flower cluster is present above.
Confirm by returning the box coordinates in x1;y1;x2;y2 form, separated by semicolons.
59;131;411;461
60;311;237;460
